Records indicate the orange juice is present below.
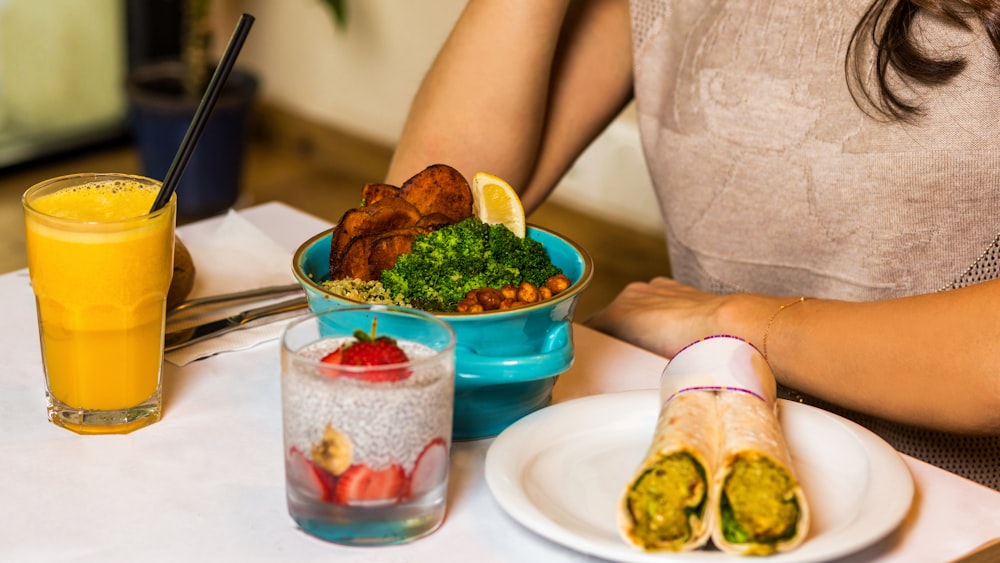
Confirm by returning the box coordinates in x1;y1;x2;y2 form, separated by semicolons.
23;174;175;434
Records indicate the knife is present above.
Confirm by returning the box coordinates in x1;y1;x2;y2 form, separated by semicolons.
164;294;309;351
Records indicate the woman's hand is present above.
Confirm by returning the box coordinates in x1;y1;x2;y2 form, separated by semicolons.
584;277;736;358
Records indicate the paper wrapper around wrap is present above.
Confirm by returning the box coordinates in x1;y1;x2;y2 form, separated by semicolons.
617;335;810;555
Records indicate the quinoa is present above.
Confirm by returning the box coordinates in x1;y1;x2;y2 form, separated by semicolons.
320;277;413;307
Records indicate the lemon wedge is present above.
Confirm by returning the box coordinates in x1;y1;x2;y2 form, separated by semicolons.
471;171;526;238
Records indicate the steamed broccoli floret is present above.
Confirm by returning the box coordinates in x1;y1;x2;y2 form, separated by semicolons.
380;217;562;311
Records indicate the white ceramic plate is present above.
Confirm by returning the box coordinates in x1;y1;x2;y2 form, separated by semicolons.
484;390;914;562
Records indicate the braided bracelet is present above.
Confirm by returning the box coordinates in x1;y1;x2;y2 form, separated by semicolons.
761;297;810;361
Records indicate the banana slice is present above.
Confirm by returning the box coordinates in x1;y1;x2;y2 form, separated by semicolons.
311;424;353;475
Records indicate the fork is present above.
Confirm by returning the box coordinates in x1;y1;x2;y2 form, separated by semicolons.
168;283;303;315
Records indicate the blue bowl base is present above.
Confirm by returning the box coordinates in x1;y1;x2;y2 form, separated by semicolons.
452;377;557;440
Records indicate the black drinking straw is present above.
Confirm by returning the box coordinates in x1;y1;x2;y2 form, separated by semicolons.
150;13;256;213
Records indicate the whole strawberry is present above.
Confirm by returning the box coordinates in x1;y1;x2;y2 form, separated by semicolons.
321;322;411;382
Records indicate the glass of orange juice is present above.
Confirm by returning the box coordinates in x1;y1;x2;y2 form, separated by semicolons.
22;173;176;434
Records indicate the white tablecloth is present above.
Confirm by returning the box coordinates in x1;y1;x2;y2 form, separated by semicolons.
2;202;998;562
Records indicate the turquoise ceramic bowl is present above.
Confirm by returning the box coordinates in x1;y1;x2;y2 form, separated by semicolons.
292;225;593;440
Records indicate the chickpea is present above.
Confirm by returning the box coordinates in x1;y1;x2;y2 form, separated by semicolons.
499;284;517;300
538;286;552;300
546;274;571;294
457;297;484;313
476;287;503;310
517;281;539;303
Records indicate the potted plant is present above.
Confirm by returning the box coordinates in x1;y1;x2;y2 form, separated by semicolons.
126;0;346;219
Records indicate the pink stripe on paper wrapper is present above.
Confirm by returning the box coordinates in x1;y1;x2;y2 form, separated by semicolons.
659;335;777;407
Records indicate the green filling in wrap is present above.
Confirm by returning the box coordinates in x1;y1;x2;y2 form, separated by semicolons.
720;455;800;548
626;452;707;547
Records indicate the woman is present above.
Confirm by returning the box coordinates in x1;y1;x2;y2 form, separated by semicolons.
386;0;1000;489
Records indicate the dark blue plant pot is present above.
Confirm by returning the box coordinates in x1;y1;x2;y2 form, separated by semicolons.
126;61;258;219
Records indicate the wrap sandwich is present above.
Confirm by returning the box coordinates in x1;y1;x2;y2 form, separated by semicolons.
617;389;717;551
713;388;810;555
617;336;809;555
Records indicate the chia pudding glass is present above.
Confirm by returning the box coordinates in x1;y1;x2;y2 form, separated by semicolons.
281;306;456;545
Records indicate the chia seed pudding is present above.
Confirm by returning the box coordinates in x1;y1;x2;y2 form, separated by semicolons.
282;337;454;488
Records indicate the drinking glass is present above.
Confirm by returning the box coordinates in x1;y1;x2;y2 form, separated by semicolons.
22;173;175;434
281;306;456;545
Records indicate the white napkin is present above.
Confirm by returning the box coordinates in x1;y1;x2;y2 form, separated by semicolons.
165;210;300;366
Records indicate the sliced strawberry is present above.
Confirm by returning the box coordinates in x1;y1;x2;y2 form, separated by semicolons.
340;338;411;382
287;446;336;502
317;347;345;379
406;437;449;499
320;347;343;365
334;463;406;505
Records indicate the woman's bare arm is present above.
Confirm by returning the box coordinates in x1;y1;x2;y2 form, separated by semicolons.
386;0;634;212
753;282;1000;434
586;277;1000;434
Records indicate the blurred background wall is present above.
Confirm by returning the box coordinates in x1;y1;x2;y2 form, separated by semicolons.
0;0;127;166
0;0;661;234
214;0;661;234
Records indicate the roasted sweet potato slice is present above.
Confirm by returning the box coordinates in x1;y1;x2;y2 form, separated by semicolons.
329;197;421;278
362;182;400;206
336;229;421;281
415;212;454;230
399;164;473;223
336;234;375;281
329;208;368;273
361;197;420;234
367;231;419;280
329;164;474;281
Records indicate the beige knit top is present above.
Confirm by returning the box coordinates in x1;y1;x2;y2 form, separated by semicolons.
629;0;1000;489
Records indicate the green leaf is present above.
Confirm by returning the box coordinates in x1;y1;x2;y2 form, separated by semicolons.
317;0;348;29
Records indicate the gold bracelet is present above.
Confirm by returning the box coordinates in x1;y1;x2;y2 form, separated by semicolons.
762;297;809;361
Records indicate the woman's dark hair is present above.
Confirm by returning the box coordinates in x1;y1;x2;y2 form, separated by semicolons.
846;0;1000;121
